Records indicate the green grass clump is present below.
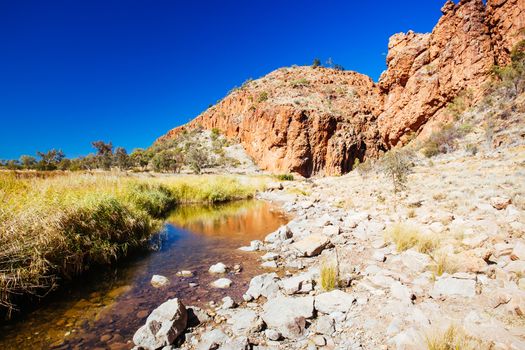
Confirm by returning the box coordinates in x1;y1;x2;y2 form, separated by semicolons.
384;223;438;253
320;261;337;291
275;174;294;181
0;172;263;317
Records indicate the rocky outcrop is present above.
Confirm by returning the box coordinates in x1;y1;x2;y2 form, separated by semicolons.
159;0;524;176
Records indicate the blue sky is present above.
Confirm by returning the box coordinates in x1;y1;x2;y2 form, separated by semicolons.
0;0;444;159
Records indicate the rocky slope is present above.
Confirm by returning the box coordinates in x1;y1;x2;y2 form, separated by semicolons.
159;0;524;177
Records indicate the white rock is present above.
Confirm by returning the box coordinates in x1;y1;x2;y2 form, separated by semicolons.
462;234;488;248
372;251;386;262
322;225;340;236
315;290;355;314
505;261;525;274
151;275;170;288
292;234;330;257
221;296;236;309
211;278;232;289
429;222;445;233
209;263;227;274
245;273;280;300
261;261;278;268
344;211;370;228
264;329;281;341
313;315;335;335
512;241;525;261
281;274;312;295
261;252;279;261
226;309;264;335
133;298;187;349
262;296;314;338
490;196;511;210
176;270;193;277
399;250;431;273
196;329;229;350
265;225;293;243
390;281;412;302
430;277;476;298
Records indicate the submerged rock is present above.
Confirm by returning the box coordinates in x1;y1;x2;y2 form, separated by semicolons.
211;278;232;289
133;298;187;350
150;275;170;288
209;262;227;274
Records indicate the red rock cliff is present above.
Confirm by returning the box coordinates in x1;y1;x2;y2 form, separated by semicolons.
159;0;524;177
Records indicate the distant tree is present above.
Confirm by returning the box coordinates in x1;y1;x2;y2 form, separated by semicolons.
19;155;37;169
185;145;210;174
36;149;65;170
130;148;151;170
326;57;334;67
57;158;72;170
114;147;131;170
6;160;21;170
333;64;345;71
79;154;98;170
151;149;182;173
91;140;113;170
312;58;321;68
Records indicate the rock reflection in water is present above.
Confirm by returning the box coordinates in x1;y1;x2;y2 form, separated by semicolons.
0;200;287;350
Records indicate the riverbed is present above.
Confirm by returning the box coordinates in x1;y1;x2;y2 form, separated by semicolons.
0;200;288;350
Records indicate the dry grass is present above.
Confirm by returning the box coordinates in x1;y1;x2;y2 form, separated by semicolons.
425;325;482;350
0;172;263;317
429;251;458;277
384;223;439;253
319;260;338;291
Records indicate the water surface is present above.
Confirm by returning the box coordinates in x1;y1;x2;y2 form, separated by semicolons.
0;200;287;350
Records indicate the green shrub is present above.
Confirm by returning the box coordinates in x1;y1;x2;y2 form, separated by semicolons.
291;78;310;88
420;124;463;158
275;174;294;181
258;91;269;103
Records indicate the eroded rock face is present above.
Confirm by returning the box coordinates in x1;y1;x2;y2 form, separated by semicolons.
159;0;524;176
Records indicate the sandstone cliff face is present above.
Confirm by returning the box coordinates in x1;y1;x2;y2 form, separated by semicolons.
160;0;524;177
161;68;385;176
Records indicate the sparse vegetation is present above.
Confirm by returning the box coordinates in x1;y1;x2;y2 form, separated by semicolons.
291;78;310;88
320;260;338;291
312;58;321;68
381;149;413;196
425;325;482;350
429;251;458;277
257;91;269;103
0;173;263;316
275;174;294;181
420;123;465;158
384;223;438;253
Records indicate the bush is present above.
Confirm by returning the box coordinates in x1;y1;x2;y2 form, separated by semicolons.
312;58;321;68
384;223;438;253
425;325;482;350
381;149;413;194
291;78;310;88
257;91;269;103
420;124;463;158
275;174;294;181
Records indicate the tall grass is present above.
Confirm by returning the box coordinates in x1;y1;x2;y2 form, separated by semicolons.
0;172;263;316
384;223;438;254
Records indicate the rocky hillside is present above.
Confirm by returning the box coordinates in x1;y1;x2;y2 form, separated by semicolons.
159;0;524;176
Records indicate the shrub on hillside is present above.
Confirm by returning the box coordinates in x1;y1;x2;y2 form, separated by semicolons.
420;124;463;158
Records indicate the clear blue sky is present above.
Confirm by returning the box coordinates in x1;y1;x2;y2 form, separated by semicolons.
0;0;444;160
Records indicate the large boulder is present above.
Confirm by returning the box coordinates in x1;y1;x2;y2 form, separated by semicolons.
292;234;330;257
133;298;187;350
226;309;264;335
262;295;315;339
430;277;476;299
315;290;356;314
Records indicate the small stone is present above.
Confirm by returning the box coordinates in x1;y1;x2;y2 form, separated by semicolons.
176;270;193;277
265;329;281;341
189;283;198;288
322;225;340;236
315;290;355;314
312;335;326;346
209;263;227;274
373;251;386;262
211;278;232;289
490;196;512;210
151;275;170;288
261;252;279;261
221;296;236;309
261;260;278;268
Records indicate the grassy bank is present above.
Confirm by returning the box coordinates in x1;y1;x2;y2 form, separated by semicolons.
0;172;264;316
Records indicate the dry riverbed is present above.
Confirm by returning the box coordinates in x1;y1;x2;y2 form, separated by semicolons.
131;145;525;350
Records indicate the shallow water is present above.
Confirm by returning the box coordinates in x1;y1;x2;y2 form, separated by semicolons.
0;200;287;350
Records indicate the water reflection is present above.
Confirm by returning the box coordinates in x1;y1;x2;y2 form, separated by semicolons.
0;200;287;350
